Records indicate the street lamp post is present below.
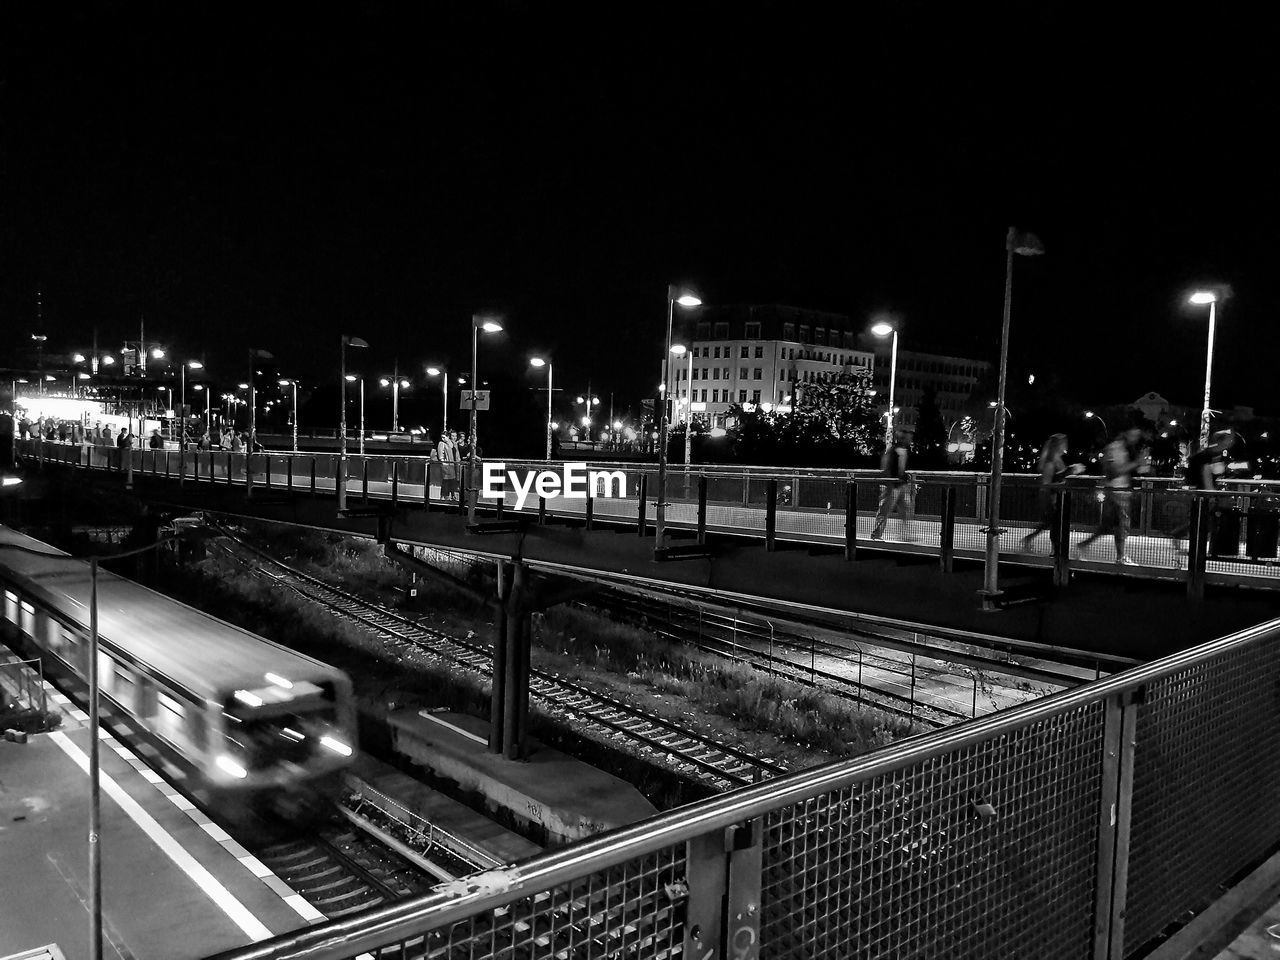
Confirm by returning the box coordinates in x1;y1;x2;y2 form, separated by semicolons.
179;360;203;445
870;320;899;445
670;345;695;465
192;384;211;435
1189;290;1221;450
339;335;369;511
279;379;299;452
530;358;553;460
344;375;365;455
468;315;503;523
379;370;410;433
982;226;1044;611
1084;410;1109;444
425;366;448;437
655;286;702;552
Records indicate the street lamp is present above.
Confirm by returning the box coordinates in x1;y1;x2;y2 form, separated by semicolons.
379;372;411;432
575;394;599;442
1189;289;1222;450
655;285;702;552
670;344;695;464
339;335;369;511
344;375;365;455
1084;410;1109;442
192;384;211;435
982;226;1044;611
530;357;553;460
279;379;300;452
178;360;203;445
425;366;448;437
870;319;899;445
468;315;503;523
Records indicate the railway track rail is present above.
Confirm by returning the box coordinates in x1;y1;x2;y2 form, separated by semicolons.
209;527;786;789
252;820;422;919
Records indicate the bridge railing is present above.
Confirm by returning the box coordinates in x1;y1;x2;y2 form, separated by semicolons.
200;614;1280;960
21;441;1280;587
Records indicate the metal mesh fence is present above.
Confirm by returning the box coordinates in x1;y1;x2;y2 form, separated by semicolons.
368;845;687;960
1123;636;1280;955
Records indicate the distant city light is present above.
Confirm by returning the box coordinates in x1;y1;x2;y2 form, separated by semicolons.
1027;373;1036;385
72;353;86;363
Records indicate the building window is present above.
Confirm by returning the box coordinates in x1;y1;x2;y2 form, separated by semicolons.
753;368;762;379
739;390;747;402
752;389;761;403
740;345;749;358
723;367;730;379
780;370;787;381
739;368;748;379
783;322;796;341
700;389;708;402
713;346;721;358
799;325;811;343
712;389;719;402
815;327;825;344
713;368;720;380
697;323;710;340
745;322;761;339
754;345;763;358
714;322;729;339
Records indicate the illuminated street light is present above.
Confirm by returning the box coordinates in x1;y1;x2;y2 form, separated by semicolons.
468;315;504;522
530;357;553;460
1189;288;1223;450
1085;410;1109;439
338;335;370;510
655;285;702;552
73;353;86;363
278;378;300;451
150;347;166;359
670;344;695;464
870;319;899;444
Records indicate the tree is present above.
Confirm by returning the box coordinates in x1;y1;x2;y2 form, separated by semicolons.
913;386;948;468
724;367;880;466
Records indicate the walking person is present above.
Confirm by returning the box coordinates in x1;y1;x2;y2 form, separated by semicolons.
871;430;915;541
1022;433;1084;553
1170;430;1236;551
1074;426;1150;565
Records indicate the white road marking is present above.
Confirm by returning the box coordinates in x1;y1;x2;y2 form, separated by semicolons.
49;731;273;942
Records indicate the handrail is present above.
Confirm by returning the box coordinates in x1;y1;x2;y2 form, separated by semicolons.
207;613;1280;960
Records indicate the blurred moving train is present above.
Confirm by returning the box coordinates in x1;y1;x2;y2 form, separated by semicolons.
0;524;357;814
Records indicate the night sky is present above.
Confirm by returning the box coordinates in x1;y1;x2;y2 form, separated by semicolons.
2;4;1276;426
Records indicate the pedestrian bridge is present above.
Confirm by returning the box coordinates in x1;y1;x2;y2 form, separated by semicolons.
16;440;1280;958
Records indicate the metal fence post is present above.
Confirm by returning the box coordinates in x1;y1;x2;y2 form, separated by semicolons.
362;459;369;502
684;822;763;960
637;474;648;537
1094;690;1139;960
538;495;547;525
1187;494;1208;601
264;455;272;490
391;460;400;506
1054;487;1073;587
940;485;956;572
766;479;778;551
844;480;858;561
697;474;708;545
178;447;186;487
310;457;317;496
286;456;293;492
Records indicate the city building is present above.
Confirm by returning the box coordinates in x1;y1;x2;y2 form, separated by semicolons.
855;336;992;429
668;304;875;428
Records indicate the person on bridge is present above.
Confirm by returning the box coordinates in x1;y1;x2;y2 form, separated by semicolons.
871;430;915;541
1170;430;1237;551
437;430;459;500
1074;426;1150;565
1023;434;1084;553
149;429;164;449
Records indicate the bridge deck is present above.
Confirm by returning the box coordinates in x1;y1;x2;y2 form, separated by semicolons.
47;467;1280;663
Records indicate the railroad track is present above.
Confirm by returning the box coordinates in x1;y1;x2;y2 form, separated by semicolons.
209;528;786;789
252;819;423;919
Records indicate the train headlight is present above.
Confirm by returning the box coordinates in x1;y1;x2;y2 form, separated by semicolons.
320;735;353;757
216;754;248;779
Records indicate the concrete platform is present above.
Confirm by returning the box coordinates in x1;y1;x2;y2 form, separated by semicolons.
387;709;656;846
347;753;542;866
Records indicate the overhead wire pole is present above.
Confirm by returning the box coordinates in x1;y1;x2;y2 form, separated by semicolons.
338;335;368;511
981;227;1043;611
653;285;701;555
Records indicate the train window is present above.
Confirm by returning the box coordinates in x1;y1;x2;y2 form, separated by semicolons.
138;678;157;718
20;601;36;637
98;653;114;696
188;711;207;750
4;590;18;624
